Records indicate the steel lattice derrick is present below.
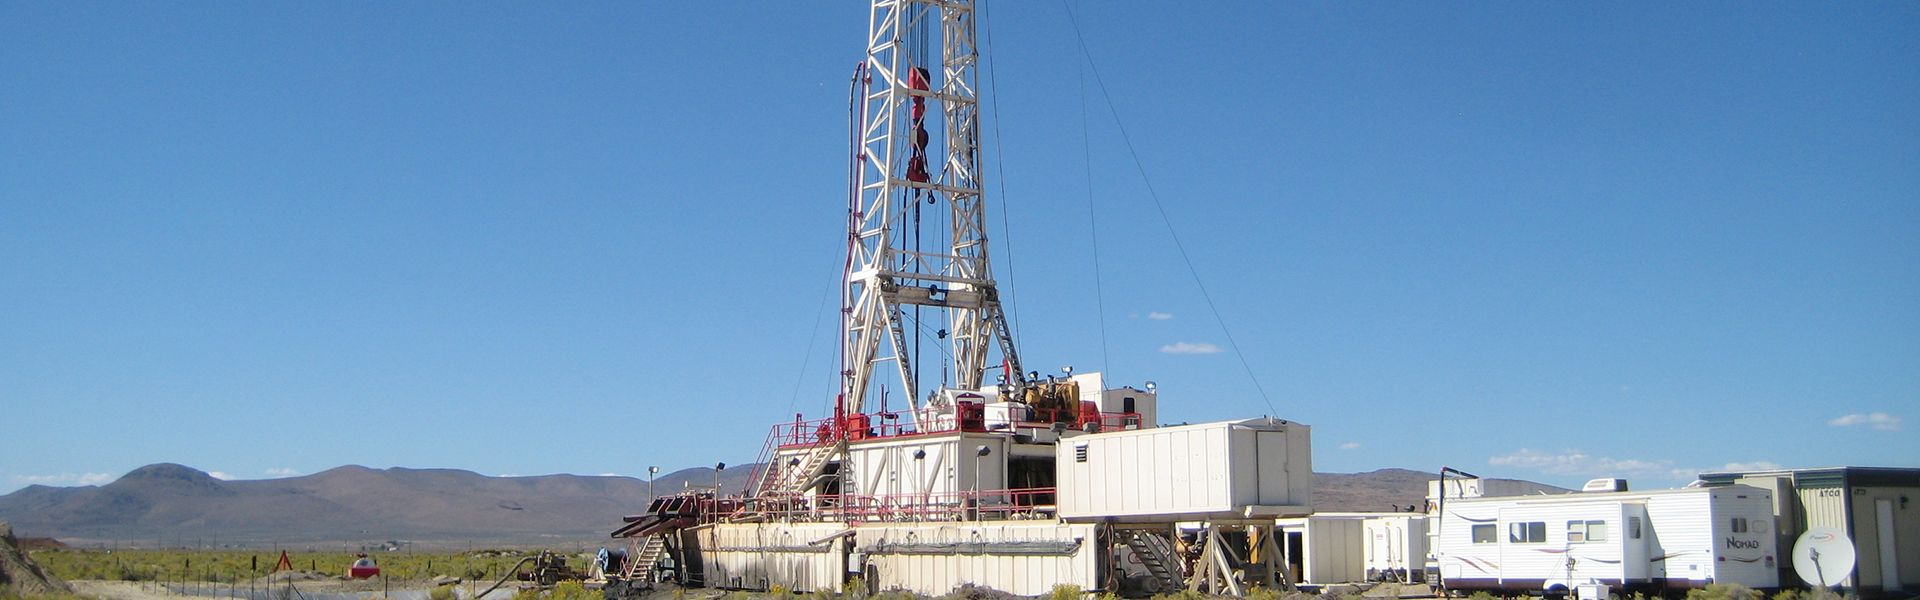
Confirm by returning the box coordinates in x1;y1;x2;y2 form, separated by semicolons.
842;0;1021;418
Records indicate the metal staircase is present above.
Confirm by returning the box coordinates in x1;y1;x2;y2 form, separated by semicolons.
622;534;668;583
1125;530;1185;593
753;442;837;497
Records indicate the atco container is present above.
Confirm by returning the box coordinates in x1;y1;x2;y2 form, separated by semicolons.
1056;418;1312;522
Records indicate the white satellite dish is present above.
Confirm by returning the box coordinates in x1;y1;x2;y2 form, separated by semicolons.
1792;526;1856;588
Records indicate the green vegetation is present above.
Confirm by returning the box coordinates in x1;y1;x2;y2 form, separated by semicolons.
26;548;560;583
548;582;596;600
1148;590;1203;600
1687;584;1763;600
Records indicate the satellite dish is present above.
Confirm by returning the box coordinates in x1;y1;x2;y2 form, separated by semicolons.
1792;526;1856;588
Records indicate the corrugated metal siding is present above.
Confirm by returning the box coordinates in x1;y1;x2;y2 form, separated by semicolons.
1791;465;1850;585
1304;518;1365;584
858;522;1099;596
1795;470;1849;490
696;523;848;592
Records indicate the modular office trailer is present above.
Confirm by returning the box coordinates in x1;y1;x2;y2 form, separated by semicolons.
1057;418;1313;523
1699;467;1920;596
1435;485;1779;594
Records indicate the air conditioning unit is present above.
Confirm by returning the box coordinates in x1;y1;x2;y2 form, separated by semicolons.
1582;478;1628;492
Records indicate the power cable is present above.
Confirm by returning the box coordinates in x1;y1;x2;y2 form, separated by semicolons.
785;284;836;417
1071;0;1112;379
1058;2;1277;415
980;0;1024;350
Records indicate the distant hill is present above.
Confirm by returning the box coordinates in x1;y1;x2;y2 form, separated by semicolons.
1;464;1561;546
1311;469;1571;512
0;463;757;546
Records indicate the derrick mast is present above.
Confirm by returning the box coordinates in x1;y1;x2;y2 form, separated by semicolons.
843;0;1022;415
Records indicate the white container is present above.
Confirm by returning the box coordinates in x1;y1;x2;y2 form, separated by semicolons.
1277;515;1367;584
1362;514;1430;581
1056;418;1311;522
1575;583;1609;600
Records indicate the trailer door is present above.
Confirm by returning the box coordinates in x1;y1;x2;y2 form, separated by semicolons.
1624;503;1650;582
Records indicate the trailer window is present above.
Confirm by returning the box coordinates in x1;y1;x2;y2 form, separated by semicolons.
1472;524;1497;544
1509;521;1547;544
1568;520;1607;543
1628;517;1642;539
1731;517;1748;533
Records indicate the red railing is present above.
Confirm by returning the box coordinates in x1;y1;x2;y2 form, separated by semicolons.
762;405;1143;450
745;402;1140;497
717;487;1059;523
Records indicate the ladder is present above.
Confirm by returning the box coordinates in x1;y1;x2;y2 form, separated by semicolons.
1125;531;1185;593
623;534;668;583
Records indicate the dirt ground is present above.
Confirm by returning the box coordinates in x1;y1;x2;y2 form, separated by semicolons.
70;581;194;600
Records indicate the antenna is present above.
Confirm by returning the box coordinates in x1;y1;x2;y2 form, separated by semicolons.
1792;526;1856;589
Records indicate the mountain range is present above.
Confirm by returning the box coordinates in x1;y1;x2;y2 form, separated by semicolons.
0;464;1560;546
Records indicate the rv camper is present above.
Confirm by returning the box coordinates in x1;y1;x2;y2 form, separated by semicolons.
1435;485;1779;595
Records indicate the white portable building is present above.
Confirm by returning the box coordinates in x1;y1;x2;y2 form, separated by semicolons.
1056;418;1312;523
1435;485;1779;594
1363;514;1430;582
1276;515;1366;585
1273;513;1430;585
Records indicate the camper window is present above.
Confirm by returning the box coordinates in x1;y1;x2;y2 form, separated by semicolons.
1731;517;1748;533
1509;521;1547;544
1628;516;1642;539
1472;524;1497;544
1568;520;1607;543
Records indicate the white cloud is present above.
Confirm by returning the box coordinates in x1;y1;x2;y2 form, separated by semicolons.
1488;448;1682;478
207;471;235;480
1828;412;1902;431
598;473;621;477
1147;312;1173;320
265;468;302;478
1493;450;1794;483
10;473;115;487
1339;442;1362;450
1160;342;1221;354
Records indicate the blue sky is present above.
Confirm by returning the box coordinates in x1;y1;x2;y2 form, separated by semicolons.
3;2;1914;495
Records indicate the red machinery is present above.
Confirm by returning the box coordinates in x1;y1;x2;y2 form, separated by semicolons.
348;555;379;579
